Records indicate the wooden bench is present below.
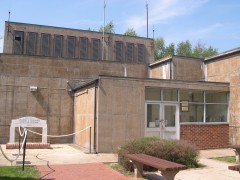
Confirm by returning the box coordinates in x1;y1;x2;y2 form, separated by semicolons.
228;164;240;173
229;145;240;162
124;154;187;180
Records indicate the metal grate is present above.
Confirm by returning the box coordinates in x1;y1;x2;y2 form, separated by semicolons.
126;43;134;62
92;39;100;60
115;41;123;62
80;37;88;59
41;33;50;56
67;36;76;58
54;35;63;57
138;44;145;63
13;31;24;54
27;32;38;55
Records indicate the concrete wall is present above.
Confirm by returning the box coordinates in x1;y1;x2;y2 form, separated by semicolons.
97;77;145;152
206;54;240;145
149;62;170;79
173;56;204;81
149;56;204;81
0;53;147;144
4;21;154;63
93;77;229;152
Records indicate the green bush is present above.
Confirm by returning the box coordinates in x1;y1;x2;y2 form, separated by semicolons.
118;137;199;171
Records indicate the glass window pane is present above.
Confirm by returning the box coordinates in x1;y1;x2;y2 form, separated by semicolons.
145;88;161;101
180;104;204;122
147;104;160;128
206;104;227;122
180;90;204;102
164;106;176;127
206;92;227;103
27;32;37;55
92;39;100;60
67;36;76;58
13;31;24;54
162;89;178;101
41;33;50;56
54;35;63;57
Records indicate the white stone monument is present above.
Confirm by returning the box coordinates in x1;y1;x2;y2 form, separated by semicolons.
9;116;47;143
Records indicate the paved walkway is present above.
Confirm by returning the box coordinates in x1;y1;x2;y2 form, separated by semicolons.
0;144;240;179
37;163;129;180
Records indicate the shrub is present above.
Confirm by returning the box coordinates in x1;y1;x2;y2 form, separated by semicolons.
118;137;199;171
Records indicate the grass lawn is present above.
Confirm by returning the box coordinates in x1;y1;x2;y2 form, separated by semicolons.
0;166;39;180
212;156;236;163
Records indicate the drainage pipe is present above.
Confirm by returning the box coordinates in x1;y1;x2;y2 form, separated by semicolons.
93;80;98;153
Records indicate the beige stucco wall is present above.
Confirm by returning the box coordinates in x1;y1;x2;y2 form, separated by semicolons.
74;85;95;150
94;76;228;152
97;77;145;152
206;54;240;145
0;53;147;144
173;56;204;81
149;62;170;79
4;21;154;63
149;56;204;81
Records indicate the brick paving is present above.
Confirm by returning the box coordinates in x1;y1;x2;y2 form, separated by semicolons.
37;163;129;180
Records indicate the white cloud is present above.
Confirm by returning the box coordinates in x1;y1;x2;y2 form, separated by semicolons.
192;23;223;36
126;0;208;30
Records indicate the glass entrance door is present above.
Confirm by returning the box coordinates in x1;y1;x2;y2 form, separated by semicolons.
162;104;179;139
145;103;179;140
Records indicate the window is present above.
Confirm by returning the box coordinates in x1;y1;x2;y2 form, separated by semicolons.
146;104;160;128
41;33;50;56
145;88;228;123
162;89;178;101
115;41;123;62
138;44;145;63
67;36;76;58
126;43;134;62
27;32;38;55
92;39;100;60
80;37;88;59
13;31;24;54
206;92;228;122
54;35;63;57
145;87;161;101
180;90;204;103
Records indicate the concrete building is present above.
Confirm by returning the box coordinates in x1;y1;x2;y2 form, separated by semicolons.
0;21;236;153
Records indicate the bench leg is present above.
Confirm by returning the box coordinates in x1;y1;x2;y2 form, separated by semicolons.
133;161;143;178
162;170;179;180
234;149;240;162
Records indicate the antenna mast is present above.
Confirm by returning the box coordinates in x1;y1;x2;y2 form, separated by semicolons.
153;25;155;40
102;0;106;60
146;0;149;38
8;11;11;34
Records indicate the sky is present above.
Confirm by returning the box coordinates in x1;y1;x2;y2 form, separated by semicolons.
0;0;239;53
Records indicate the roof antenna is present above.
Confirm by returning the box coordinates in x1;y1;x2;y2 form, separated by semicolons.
8;11;11;35
146;0;149;38
153;25;155;40
102;0;106;60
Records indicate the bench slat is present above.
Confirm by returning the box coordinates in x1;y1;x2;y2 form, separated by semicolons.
125;154;187;171
229;165;240;171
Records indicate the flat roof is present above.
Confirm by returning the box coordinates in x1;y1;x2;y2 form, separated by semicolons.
205;47;240;62
149;55;202;68
73;75;229;92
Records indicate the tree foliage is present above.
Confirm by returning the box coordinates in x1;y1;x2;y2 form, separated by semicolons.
154;38;175;60
154;38;218;60
124;28;138;36
99;21;115;33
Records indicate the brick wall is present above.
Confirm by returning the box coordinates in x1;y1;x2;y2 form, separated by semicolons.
180;124;229;149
